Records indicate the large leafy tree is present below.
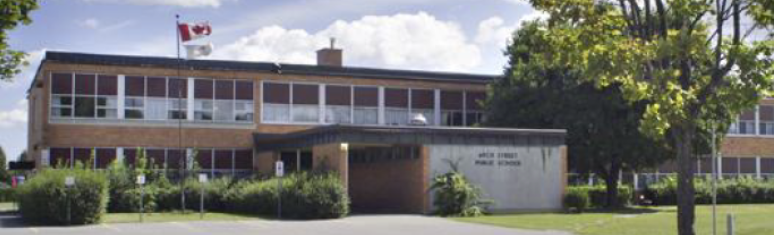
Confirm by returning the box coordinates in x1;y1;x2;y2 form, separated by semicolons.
529;0;773;234
486;21;671;208
1;0;39;81
0;145;8;182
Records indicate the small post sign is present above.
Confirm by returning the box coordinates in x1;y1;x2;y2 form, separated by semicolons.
199;174;208;219
136;175;146;185
64;176;75;225
198;173;208;183
64;176;76;187
275;161;284;177
137;175;145;222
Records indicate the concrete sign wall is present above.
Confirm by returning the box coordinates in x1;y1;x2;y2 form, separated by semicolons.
428;142;563;212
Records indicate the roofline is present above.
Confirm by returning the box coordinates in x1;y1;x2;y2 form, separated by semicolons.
29;51;500;93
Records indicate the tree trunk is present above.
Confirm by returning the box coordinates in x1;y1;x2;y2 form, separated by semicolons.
674;125;696;235
604;161;621;208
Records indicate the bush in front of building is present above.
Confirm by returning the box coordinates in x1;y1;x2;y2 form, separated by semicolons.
580;185;633;208
563;187;590;213
16;166;109;225
0;187;15;202
228;172;350;219
429;162;489;217
644;176;774;205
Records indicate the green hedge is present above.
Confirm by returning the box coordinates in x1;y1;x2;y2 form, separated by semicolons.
0;187;14;202
16;168;109;225
564;185;633;210
644;176;774;205
563;187;590;212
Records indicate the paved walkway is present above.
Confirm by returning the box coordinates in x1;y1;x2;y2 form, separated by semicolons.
0;213;570;235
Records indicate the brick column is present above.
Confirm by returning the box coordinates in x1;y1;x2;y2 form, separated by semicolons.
560;145;568;202
312;143;349;187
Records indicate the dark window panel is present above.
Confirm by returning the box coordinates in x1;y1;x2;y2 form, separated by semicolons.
147;77;167;97
300;151;313;171
326;85;351;105
75;74;96;95
739;158;758;173
280;152;297;173
760;105;773;121
97;75;118;96
658;160;677;173
166;149;185;169
411;89;434;109
146;149;166;169
214;150;233;169
466;92;486;111
168;78;187;98
292;84;319;105
235;81;254;100
215;80;235;100
761;158;773;173
51;147;72;168
739;108;755;121
234;149;252;170
385;88;408;108
196;149;213;169
354;87;378;107
194;79;214;99
74;97;96;117
125;76;145;96
73;148;92;166
124;148;137;167
721;157;739;174
96;148;116;169
441;91;463;110
263;83;289;104
51;73;73;95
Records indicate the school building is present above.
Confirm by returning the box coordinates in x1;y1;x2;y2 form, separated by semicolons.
25;47;567;213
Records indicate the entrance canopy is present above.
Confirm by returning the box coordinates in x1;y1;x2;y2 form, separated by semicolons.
253;124;566;152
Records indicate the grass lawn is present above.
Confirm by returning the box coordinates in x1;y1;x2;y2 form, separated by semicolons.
0;202;17;212
103;211;265;223
454;204;773;235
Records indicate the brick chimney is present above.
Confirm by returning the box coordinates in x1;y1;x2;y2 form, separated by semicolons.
317;38;342;67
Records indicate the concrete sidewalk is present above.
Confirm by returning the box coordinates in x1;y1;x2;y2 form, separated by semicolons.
0;214;571;235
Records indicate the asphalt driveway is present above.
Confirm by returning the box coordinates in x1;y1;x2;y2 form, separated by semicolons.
0;213;570;235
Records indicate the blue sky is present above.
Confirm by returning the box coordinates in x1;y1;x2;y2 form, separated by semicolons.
0;0;544;162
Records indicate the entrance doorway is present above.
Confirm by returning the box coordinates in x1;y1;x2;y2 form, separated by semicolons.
347;144;426;214
279;150;313;173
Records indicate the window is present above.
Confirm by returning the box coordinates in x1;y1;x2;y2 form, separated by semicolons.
441;91;464;126
353;87;378;125
194;79;214;121
465;92;486;126
196;149;213;170
760;105;773;135
411;89;434;125
325;85;351;123
385;88;409;125
234;81;254;122
262;82;290;122
51;73;73;118
168;78;187;120
147;77;169;120
292;84;319;122
125;76;145;119
74;74;96;118
96;75;118;118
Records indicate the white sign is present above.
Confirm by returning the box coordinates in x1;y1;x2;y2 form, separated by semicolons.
65;176;75;186
199;173;208;183
275;161;284;177
41;150;50;166
136;175;146;185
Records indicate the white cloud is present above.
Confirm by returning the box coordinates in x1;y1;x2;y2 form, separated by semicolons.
0;99;28;128
213;12;481;72
475;10;548;46
78;18;100;29
502;0;530;6
81;0;230;8
1;49;45;90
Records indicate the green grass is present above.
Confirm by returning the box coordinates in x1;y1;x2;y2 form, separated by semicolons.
0;202;17;212
103;211;265;223
454;204;773;235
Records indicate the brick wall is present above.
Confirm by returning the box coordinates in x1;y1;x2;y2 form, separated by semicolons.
347;146;426;214
720;136;773;158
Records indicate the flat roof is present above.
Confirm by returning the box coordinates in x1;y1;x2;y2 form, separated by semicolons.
34;51;498;89
254;124;566;152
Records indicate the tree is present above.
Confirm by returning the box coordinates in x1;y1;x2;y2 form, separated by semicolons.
486;21;671;208
1;0;39;81
0;145;7;182
17;150;27;162
529;0;773;234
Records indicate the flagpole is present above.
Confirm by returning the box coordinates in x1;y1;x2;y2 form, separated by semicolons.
176;14;187;213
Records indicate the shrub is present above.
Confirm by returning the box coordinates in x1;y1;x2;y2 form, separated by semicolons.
585;185;633;208
563;187;590;213
644;176;773;205
0;187;14;202
17;167;109;225
429;162;489;217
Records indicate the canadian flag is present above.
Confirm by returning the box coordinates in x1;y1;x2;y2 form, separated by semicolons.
178;22;212;42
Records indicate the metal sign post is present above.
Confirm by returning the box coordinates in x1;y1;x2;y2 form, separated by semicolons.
198;174;208;219
275;161;284;220
64;176;75;225
137;175;146;222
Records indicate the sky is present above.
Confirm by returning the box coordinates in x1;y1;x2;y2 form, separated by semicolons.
0;0;545;163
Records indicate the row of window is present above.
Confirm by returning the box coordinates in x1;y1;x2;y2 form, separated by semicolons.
47;147;253;170
656;157;774;174
727;105;774;136
50;73;255;123
261;82;486;126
